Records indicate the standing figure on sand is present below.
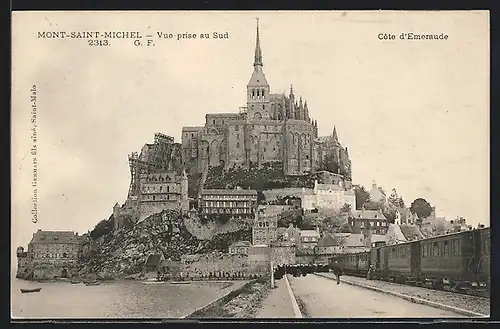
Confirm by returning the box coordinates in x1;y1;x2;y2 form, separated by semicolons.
332;261;343;285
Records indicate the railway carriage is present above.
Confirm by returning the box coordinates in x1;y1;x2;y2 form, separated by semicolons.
343;253;359;275
419;231;471;288
382;241;419;283
356;251;370;276
327;227;490;296
478;227;490;289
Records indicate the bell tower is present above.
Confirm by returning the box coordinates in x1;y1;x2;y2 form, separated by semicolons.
247;18;270;120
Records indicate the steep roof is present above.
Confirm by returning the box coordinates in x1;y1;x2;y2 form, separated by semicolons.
248;66;269;86
29;230;80;245
316;231;342;247
400;224;424;241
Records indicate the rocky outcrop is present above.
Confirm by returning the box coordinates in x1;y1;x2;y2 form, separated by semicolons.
78;209;251;279
204;163;318;191
183;215;252;240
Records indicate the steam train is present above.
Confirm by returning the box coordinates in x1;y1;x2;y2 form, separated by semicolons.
328;227;490;293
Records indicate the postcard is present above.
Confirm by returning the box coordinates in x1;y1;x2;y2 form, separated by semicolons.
11;10;490;319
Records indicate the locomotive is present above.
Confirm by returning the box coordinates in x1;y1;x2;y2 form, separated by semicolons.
329;227;490;293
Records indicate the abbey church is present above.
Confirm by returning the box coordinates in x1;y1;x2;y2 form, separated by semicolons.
181;21;352;179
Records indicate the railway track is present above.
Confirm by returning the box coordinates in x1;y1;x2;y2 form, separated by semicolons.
344;272;490;298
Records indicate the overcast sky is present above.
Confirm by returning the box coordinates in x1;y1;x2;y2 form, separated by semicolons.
11;11;489;253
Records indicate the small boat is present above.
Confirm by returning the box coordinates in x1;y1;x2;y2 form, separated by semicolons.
85;281;100;286
70;280;81;284
142;281;164;285
20;288;42;293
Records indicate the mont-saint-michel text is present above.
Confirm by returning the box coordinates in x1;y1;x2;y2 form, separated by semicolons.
37;31;230;41
378;32;449;40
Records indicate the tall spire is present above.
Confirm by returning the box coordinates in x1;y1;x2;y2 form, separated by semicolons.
254;18;263;67
332;126;338;142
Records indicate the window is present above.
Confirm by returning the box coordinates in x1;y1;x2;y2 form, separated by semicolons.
213;119;216;124
432;242;439;256
263;105;265;110
443;240;450;255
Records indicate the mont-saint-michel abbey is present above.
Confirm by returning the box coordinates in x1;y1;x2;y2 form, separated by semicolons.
14;16;490;320
119;21;352;224
181;22;351;178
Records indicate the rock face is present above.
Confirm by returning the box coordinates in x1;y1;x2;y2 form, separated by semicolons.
78;209;251;279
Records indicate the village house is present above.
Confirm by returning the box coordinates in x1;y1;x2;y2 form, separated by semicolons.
314;231;343;255
229;241;252;255
385;223;425;245
349;209;389;235
199;187;258;220
301;180;356;211
18;230;83;280
281;223;301;245
369;182;386;203
333;233;371;253
252;206;278;246
449;217;472;232
395;206;437;225
299;227;321;249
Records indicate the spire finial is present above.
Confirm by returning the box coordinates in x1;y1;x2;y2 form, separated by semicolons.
254;18;263;67
333;125;338;141
290;84;294;94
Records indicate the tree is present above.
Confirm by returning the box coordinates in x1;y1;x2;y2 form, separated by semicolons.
340;203;351;214
353;185;371;210
388;189;405;208
382;203;397;223
388;189;399;206
409;198;433;222
278;209;302;227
